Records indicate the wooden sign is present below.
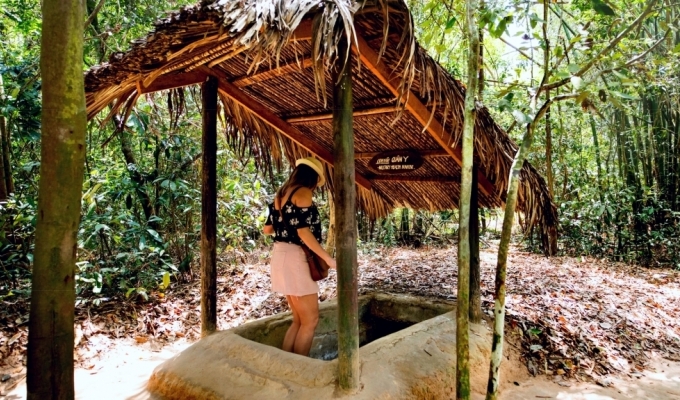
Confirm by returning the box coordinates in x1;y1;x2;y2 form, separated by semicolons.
368;150;423;174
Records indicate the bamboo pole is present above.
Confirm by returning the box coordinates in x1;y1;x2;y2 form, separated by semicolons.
333;38;360;392
200;75;218;336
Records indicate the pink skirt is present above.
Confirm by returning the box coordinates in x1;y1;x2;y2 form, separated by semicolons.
270;242;319;296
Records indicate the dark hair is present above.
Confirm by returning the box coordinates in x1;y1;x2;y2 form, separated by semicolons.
276;164;319;204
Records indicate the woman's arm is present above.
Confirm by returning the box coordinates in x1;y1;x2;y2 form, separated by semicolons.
292;187;336;269
298;228;336;269
264;201;275;235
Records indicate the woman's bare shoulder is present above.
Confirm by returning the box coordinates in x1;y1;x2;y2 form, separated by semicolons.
292;187;313;207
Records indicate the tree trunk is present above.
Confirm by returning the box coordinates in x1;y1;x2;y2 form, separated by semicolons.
556;99;569;198
117;123;156;225
458;0;480;397
487;2;558;395
0;74;13;198
633;105;651;188
0;74;8;199
648;100;660;191
589;114;605;203
27;0;86;398
469;164;482;323
615;111;626;182
1;120;13;196
333;38;359;392
400;207;410;243
200;76;218;336
485;120;541;400
673;109;680;210
478;14;485;101
545;91;554;198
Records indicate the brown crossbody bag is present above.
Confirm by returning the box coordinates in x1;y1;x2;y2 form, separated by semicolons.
276;187;330;281
301;245;330;281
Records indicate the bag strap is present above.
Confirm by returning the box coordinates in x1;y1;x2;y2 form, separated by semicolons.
278;185;304;209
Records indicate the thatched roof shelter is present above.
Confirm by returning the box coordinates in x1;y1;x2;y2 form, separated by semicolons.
84;0;558;253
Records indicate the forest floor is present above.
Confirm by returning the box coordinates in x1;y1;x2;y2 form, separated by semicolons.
1;240;680;398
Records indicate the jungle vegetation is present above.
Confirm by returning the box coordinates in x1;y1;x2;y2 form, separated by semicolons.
0;0;677;321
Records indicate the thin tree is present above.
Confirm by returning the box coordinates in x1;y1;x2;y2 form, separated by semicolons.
26;0;87;398
485;1;658;398
469;0;485;324
457;0;480;396
0;72;13;198
0;74;8;200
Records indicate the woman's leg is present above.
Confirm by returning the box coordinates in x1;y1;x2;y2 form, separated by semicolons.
282;295;301;352
292;293;319;356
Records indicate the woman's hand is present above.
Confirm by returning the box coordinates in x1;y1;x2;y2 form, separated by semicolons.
324;257;337;270
298;227;336;269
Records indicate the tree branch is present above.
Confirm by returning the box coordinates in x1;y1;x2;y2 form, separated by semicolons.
595;29;670;77
532;93;579;128
84;0;106;31
499;36;543;67
540;0;657;93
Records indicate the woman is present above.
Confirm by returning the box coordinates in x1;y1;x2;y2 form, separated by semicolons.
263;157;336;356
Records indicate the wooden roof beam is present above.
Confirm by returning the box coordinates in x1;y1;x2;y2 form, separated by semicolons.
232;57;314;88
136;69;208;94
353;35;497;198
200;66;372;190
369;175;458;183
286;105;398;124
355;149;448;159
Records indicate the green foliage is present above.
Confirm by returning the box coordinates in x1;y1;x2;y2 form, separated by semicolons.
589;0;616;16
357;208;460;248
559;189;680;266
1;0;678;308
0;193;35;287
0;62;41;141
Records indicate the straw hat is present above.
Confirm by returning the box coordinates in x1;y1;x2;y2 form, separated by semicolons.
295;157;326;187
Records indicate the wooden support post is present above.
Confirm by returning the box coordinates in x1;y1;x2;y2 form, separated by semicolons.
469;164;482;323
200;75;218;336
333;39;360;391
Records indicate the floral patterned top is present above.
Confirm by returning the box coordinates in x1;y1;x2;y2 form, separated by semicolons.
265;187;322;246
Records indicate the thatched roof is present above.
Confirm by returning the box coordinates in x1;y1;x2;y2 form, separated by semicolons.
84;0;559;253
